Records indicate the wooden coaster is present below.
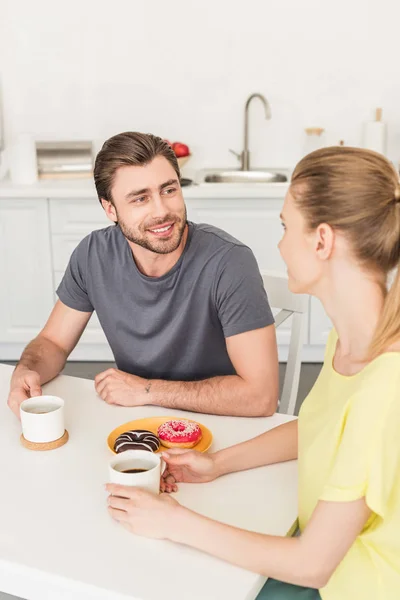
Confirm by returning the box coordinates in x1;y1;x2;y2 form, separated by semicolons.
20;430;69;451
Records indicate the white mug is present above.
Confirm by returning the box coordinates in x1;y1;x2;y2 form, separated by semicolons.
20;396;65;443
109;450;165;495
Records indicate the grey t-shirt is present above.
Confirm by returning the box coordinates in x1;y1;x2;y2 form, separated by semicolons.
57;222;274;381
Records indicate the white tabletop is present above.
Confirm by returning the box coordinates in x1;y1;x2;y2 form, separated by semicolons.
0;364;298;600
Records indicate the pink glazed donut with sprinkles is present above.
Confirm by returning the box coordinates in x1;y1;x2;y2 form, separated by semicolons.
158;419;202;449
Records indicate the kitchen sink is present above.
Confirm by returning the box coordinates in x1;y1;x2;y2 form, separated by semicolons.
199;170;288;184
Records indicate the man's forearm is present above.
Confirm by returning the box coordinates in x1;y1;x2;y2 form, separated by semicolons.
213;419;298;475
144;375;277;416
13;336;68;385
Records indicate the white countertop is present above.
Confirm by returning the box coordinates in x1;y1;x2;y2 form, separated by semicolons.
0;364;298;600
0;177;289;199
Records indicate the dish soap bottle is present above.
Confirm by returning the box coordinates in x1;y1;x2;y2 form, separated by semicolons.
362;108;387;155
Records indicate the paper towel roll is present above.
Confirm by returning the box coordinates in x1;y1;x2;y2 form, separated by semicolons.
362;108;387;156
9;134;38;184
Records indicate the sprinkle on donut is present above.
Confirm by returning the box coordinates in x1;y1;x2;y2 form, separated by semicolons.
157;419;202;449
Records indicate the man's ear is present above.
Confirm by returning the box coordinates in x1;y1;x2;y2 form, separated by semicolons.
101;199;117;223
315;223;335;260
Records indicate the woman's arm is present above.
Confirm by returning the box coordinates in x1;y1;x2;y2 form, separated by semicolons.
170;497;371;588
214;418;298;476
160;419;298;491
107;484;371;589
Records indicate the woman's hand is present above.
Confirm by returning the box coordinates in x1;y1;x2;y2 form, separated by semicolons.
106;484;180;539
160;449;220;493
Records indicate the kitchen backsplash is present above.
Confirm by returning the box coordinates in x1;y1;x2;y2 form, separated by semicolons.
0;0;399;171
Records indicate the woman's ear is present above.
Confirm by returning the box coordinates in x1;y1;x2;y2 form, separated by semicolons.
315;223;335;260
101;198;118;223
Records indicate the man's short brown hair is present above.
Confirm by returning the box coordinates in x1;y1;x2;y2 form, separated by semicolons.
94;132;180;204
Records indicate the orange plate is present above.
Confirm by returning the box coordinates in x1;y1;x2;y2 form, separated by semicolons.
107;416;213;455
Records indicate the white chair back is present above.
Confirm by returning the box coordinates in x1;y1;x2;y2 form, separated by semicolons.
261;271;308;415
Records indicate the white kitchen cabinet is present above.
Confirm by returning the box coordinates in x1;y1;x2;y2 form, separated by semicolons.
187;198;309;348
50;201;113;360
0;199;54;346
50;199;110;271
0;183;328;362
49;199;109;234
187;199;286;272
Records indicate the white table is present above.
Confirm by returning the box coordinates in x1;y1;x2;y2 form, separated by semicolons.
0;364;298;600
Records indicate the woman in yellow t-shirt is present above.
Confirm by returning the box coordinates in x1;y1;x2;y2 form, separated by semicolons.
106;147;400;600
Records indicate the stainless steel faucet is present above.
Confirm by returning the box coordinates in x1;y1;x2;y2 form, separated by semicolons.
230;93;271;171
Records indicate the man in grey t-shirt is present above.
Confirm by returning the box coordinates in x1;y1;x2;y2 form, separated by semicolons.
8;132;278;418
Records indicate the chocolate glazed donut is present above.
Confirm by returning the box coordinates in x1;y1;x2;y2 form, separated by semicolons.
114;430;160;453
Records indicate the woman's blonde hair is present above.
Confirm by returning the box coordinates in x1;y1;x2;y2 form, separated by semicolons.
291;146;400;358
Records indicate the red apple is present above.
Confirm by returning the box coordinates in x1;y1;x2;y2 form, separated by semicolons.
172;142;190;158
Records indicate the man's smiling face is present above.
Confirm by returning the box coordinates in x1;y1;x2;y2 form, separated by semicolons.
106;155;187;254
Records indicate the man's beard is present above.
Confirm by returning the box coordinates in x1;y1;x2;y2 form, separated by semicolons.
117;206;188;255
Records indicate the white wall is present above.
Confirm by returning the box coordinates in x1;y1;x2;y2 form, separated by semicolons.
1;0;400;172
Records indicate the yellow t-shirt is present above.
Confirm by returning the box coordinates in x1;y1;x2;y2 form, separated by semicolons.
298;329;400;600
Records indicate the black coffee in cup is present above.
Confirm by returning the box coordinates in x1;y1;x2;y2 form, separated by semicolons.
121;468;148;474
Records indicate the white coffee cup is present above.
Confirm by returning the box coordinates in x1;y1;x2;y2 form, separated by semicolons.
20;396;65;443
109;450;165;495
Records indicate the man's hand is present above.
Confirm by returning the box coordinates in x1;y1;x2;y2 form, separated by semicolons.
94;368;149;406
8;368;42;418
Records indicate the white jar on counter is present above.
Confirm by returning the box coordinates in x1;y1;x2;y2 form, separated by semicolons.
303;127;325;156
